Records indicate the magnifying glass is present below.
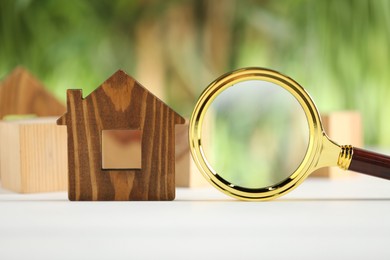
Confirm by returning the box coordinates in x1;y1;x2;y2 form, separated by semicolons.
189;67;390;201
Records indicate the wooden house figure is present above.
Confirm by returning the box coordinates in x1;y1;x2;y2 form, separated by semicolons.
57;70;185;201
0;67;67;193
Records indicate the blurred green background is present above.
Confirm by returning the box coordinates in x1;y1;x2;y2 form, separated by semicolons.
1;0;390;147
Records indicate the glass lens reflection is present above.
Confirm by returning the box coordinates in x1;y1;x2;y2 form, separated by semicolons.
201;80;309;189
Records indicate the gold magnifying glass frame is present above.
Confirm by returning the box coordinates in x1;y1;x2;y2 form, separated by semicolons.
189;67;352;201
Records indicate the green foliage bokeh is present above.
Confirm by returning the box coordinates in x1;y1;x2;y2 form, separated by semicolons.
1;0;390;146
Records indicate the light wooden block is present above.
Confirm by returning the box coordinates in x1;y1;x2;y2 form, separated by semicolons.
175;124;209;187
311;111;363;178
0;117;67;193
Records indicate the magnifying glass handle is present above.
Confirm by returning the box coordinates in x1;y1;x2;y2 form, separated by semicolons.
348;147;390;180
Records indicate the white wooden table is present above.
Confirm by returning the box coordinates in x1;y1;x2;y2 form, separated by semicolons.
1;175;390;260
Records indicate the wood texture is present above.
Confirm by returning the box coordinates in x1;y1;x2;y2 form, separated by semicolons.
57;70;185;201
349;147;390;180
0;67;65;119
0;117;67;193
311;111;362;178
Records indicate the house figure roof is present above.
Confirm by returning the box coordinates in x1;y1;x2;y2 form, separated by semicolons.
0;67;65;119
57;70;185;201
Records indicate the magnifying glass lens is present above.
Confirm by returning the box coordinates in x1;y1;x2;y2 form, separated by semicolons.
201;80;310;189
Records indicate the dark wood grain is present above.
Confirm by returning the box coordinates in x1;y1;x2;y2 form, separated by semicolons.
0;67;65;119
349;147;390;180
57;70;185;201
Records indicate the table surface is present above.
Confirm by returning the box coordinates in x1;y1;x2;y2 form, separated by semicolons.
1;174;390;260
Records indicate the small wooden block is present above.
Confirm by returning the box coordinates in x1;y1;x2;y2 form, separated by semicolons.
175;123;209;187
101;129;143;169
311;111;363;178
0;117;67;193
57;70;185;201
